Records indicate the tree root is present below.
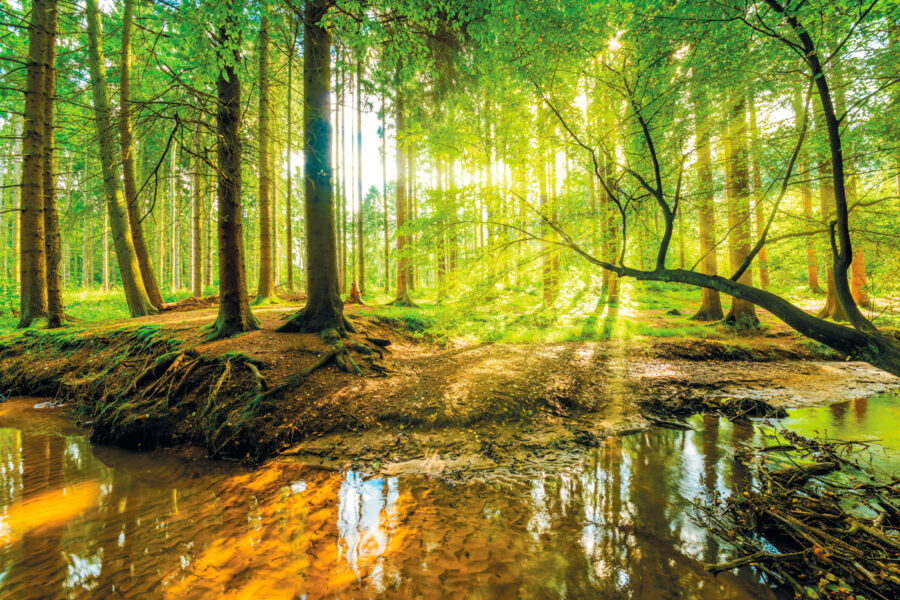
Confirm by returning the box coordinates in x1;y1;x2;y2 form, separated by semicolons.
258;328;390;403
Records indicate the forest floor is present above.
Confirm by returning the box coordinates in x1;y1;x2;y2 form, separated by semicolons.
1;288;898;479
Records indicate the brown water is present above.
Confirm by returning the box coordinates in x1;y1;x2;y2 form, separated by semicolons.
3;395;895;599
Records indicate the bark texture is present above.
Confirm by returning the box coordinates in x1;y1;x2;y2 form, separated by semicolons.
723;94;758;328
691;90;723;321
120;0;164;310
391;82;415;307
209;17;259;339
278;0;352;334
18;0;49;328
86;0;157;317
254;12;275;304
44;0;64;328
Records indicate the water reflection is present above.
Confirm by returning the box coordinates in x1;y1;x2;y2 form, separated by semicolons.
0;399;813;599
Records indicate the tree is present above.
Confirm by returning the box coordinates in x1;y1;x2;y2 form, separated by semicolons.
85;0;157;317
690;84;723;321
209;7;259;339
43;0;64;328
120;0;165;310
390;79;415;307
722;93;758;328
254;10;276;305
18;0;49;328
356;55;365;296
278;0;354;334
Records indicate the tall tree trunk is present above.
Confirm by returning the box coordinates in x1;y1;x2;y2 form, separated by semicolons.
382;91;390;293
286;33;294;291
18;0;49;327
338;58;346;294
391;82;414;307
209;15;258;339
832;59;870;310
191;130;203;298
539;152;553;306
170;141;178;291
449;157;458;276
801;156;821;293
691;89;724;321
254;12;275;304
43;0;64;327
814;109;847;321
748;95;770;290
120;0;163;309
407;147;417;292
356;56;365;296
85;0;156;316
723;94;758;328
205;161;213;288
278;0;352;334
102;204;109;292
271;117;279;286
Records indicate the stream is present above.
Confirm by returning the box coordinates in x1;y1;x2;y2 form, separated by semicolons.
0;394;896;599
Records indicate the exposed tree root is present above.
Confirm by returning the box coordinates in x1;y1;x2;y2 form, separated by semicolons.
388;293;419;308
689;308;723;322
258;328;389;404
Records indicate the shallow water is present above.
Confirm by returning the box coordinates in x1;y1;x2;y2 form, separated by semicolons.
0;395;896;599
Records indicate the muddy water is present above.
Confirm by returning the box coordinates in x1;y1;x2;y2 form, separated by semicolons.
0;396;896;600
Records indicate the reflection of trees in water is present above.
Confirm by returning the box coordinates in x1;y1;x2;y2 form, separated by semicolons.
701;414;722;566
852;397;867;424
829;400;849;424
16;432;67;600
0;422;782;599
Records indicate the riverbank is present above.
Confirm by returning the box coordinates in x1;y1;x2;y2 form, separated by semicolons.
0;303;897;471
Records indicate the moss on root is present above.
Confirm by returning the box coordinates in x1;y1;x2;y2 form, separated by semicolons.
0;324;284;462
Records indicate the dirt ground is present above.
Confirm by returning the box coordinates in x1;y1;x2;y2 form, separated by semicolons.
32;300;888;479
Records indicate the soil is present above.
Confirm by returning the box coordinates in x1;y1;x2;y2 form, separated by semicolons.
1;301;897;479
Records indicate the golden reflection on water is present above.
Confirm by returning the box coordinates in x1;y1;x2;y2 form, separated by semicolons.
0;399;785;600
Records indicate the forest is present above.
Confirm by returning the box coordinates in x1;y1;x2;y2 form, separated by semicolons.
0;0;899;599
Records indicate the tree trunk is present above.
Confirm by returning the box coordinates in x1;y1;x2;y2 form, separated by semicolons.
337;59;346;294
449;157;458;276
832;59;870;310
691;91;724;321
18;0;49;327
102;202;109;292
170;141;178;291
191;130;203;298
846;170;869;308
723;94;758;328
604;154;619;304
814;109;847;321
120;0;164;309
209;16;259;339
748;95;770;290
382;91;390;293
254;12;276;304
85;0;157;316
407;147;417;292
278;0;352;334
205;161;213;288
391;81;415;307
286;34;294;292
540;155;553;307
356;56;365;296
801;156;821;293
44;0;64;328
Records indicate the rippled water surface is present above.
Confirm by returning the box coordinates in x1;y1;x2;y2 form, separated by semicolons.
2;395;896;599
